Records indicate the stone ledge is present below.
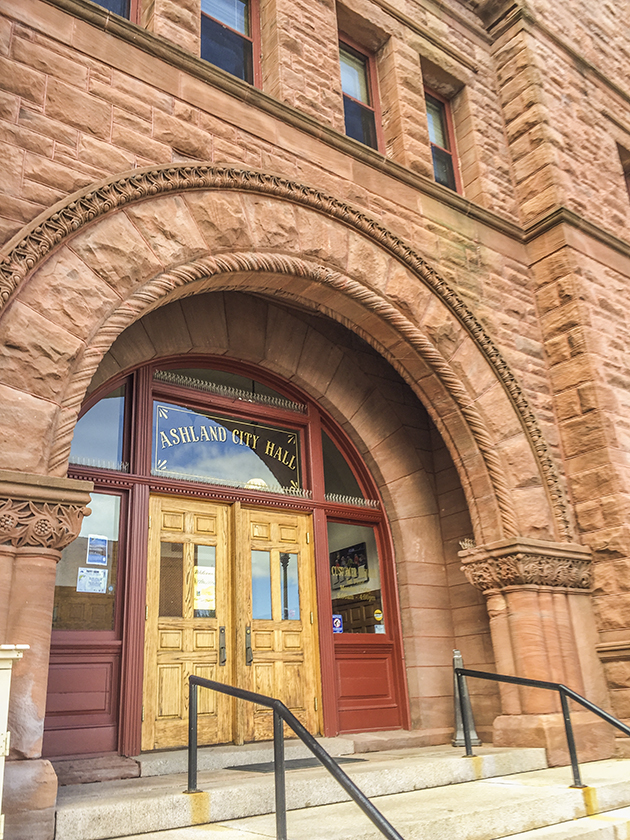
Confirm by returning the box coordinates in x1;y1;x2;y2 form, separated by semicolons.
0;469;93;506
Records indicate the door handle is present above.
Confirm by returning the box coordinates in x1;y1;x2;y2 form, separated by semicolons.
245;625;253;665
219;626;226;666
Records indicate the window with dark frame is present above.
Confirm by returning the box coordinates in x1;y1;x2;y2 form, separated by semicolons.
619;144;630;200
425;89;460;192
201;0;255;85
339;41;380;151
89;0;136;20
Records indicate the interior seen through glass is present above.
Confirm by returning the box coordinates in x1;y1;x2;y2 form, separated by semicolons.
159;543;184;617
328;522;383;634
194;545;216;618
53;493;121;631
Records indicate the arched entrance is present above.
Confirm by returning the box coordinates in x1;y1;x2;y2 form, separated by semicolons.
43;329;412;757
1;165;609;798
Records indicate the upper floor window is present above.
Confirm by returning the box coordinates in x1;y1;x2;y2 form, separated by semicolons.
90;0;137;19
339;40;381;151
201;0;257;84
619;144;630;200
425;89;460;192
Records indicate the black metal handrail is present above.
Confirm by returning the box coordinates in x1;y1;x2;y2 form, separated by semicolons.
455;667;630;788
186;675;404;840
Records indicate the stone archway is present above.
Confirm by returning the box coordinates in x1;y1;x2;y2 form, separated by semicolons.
0;165;610;836
0;163;572;545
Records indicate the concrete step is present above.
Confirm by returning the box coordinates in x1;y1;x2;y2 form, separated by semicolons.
96;760;630;840
133;735;357;777
54;745;548;840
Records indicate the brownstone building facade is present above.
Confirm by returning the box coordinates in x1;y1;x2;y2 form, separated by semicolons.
1;0;630;836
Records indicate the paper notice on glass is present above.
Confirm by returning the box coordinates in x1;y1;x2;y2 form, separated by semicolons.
86;535;108;566
194;565;216;612
77;567;108;594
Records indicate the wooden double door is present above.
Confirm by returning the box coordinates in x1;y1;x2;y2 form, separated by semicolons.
142;496;321;750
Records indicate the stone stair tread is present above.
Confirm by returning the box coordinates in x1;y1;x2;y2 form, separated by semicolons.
167;762;630;840
54;746;552;839
133;735;356;777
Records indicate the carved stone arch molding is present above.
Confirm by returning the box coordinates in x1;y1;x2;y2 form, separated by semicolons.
0;163;572;545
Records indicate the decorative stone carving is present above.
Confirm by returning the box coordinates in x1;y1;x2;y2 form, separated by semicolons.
460;539;592;592
0;163;571;541
0;498;88;550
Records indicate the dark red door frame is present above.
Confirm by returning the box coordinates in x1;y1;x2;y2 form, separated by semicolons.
63;356;410;755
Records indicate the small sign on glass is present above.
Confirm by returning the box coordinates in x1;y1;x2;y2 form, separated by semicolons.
86;535;108;566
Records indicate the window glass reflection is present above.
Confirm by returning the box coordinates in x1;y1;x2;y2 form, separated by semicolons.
328;522;384;634
152;401;302;493
251;550;272;619
322;431;364;501
53;494;121;631
201;0;249;34
279;552;300;620
70;385;126;471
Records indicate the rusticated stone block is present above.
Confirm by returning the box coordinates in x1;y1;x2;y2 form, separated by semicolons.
125;195;208;268
184;191;253;252
0;300;83;402
3;758;57;840
45;77;111;139
69;212;164;296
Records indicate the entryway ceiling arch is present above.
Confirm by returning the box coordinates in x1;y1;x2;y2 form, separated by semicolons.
0;164;572;545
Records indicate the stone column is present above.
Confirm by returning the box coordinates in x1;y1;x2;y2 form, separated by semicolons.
460;538;615;766
0;470;92;840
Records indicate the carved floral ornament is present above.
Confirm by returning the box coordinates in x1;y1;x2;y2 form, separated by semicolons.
462;551;591;592
0;164;571;540
0;498;89;550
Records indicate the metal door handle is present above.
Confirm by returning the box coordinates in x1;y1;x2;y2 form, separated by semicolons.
245;625;253;665
219;626;226;666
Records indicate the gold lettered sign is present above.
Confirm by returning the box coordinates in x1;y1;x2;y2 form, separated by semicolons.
153;402;301;490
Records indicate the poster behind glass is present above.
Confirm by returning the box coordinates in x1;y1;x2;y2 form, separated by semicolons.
53;493;121;631
328;522;384;634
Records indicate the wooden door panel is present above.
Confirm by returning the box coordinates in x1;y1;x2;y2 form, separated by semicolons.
238;508;321;742
142;497;231;750
157;664;183;717
144;498;321;750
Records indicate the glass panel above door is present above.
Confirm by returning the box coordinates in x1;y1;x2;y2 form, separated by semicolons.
69;384;127;471
152;401;305;494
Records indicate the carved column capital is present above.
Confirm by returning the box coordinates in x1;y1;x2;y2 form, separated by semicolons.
0;470;93;552
0;498;89;550
459;538;592;593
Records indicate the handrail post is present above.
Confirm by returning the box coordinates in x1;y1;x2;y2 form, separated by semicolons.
559;688;584;788
186;679;200;794
273;708;287;840
456;670;474;757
